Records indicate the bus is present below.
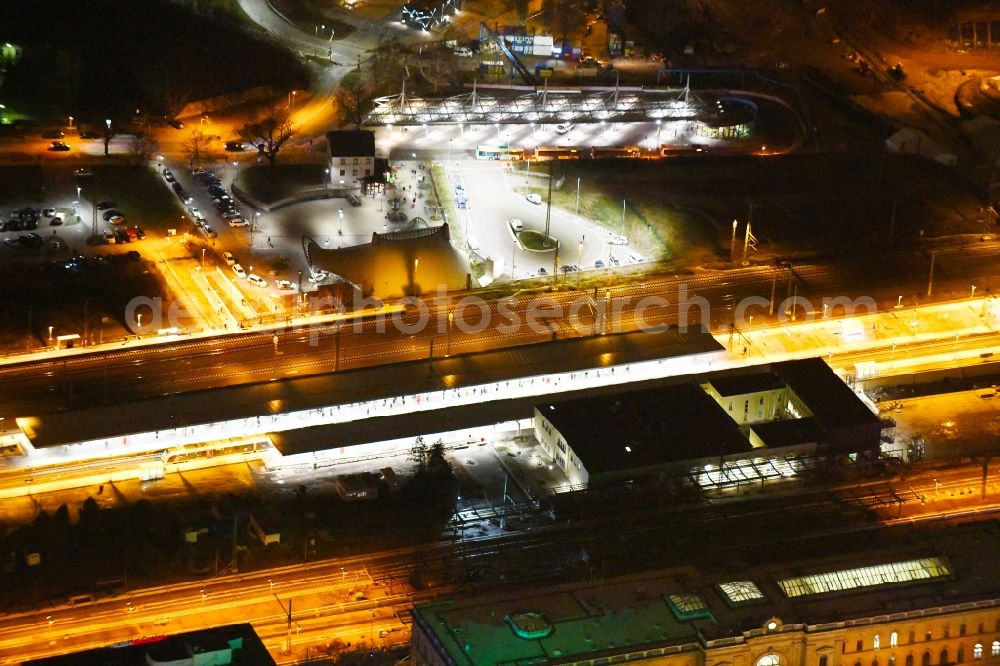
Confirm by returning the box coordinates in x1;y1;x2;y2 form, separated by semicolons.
534;146;580;160
475;145;525;161
589;145;641;159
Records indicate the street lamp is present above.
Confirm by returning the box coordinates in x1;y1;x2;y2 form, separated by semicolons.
68;115;74;129
971;284;977;299
338;208;344;236
447;311;454;355
48;326;53;343
0;104;5;123
201;247;206;269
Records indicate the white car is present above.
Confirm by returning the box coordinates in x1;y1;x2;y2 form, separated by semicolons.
555;123;574;135
627;252;644;264
227;218;247;228
509;219;524;233
608;234;629;246
247;274;267;288
222;251;236;266
525;193;542;205
232;263;246;279
308;270;330;284
454;47;473;57
276;279;296;291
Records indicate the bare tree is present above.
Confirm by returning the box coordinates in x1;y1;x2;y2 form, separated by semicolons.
128;135;160;166
239;106;295;167
335;73;368;127
183;128;211;167
510;0;531;24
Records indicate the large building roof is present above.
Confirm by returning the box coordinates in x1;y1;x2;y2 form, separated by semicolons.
412;523;1000;666
326;129;375;157
306;224;470;298
539;383;752;471
21;326;723;451
775;358;882;436
708;371;785;397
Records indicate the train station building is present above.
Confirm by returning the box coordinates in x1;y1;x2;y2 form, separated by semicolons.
411;523;1000;666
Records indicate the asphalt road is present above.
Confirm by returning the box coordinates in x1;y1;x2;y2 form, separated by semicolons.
2;239;1000;418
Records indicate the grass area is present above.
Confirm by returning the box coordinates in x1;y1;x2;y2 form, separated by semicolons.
2;0;309;122
0;255;164;350
517;153;989;266
84;166;186;234
0;166;44;207
235;165;327;206
518;229;558;251
429;163;461;236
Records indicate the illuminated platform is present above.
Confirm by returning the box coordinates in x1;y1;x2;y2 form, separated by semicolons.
14;326;724;463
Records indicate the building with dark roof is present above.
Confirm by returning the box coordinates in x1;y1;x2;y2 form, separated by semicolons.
411;523;1000;666
327;130;376;189
306;224;471;298
534;358;881;489
535;383;751;487
24;623;274;666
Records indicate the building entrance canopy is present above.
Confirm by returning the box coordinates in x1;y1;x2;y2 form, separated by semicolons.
364;84;711;126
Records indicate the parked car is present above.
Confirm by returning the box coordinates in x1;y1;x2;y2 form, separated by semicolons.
114;228;129;243
247;274;267;288
163;169;176;183
177;191;193;204
41;130;65;139
456;195;468;209
203;225;217;238
42;208;58;218
347;193;362;207
594;259;605;268
223;251;236;266
224;140;245;152
79;131;99;139
509;218;523;233
48;141;71;151
133;227;146;239
103;230;116;244
228;218;247;227
276;279;296;291
126;227;138;241
555;123;574;135
19;233;44;248
97;201;117;210
73;168;93;177
526;193;542;205
49;217;62;226
169;120;185;129
232;263;247;279
102;209;123;221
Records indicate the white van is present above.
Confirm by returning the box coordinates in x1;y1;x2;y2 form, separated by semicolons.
232;263;246;279
509;219;524;233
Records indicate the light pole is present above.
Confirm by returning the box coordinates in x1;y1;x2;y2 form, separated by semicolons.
971;284;977;299
68;115;74;129
413;258;419;295
201;247;205;269
338;208;344;235
0;104;5;123
447;311;454;355
48;326;53;344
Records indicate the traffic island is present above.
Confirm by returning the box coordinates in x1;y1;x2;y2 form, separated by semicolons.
517;230;560;252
